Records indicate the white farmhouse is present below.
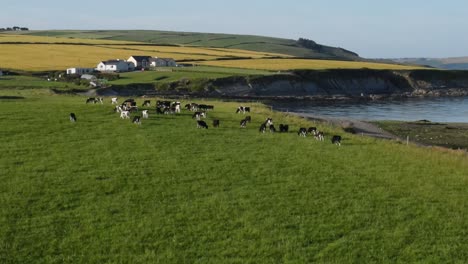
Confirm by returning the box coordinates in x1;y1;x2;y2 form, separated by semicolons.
66;67;95;75
97;60;134;72
127;56;152;69
149;57;177;67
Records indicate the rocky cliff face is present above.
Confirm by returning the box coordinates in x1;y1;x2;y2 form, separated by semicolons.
105;69;468;99
207;70;468;99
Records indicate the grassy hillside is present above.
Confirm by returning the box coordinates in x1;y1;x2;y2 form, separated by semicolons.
192;58;427;71
1;89;468;263
0;34;283;71
17;30;361;60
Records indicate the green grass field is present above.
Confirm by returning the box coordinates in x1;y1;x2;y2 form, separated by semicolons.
1;90;468;263
375;120;468;150
16;30;360;59
110;66;273;85
0;75;83;90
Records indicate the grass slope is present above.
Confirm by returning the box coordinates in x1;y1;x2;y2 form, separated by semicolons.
18;30;360;59
1;90;467;263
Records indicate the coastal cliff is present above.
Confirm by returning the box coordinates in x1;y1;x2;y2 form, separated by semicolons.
105;69;468;99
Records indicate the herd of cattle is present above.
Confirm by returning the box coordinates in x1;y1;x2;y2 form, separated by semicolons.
71;97;342;146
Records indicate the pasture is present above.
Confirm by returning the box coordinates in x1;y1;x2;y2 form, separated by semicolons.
1;89;468;263
192;58;427;71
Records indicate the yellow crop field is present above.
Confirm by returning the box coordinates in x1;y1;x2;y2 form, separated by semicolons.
0;34;139;45
0;44;221;71
192;59;427;70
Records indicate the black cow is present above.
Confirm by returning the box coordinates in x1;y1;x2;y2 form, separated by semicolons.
298;128;307;137
307;127;317;135
244;107;250;113
245;116;252;123
213;119;220;128
197;120;208;129
279;124;289;133
69;113;77;122
132;116;141;125
156;107;164;114
332;135;342;146
142;100;151;107
206;105;215;111
157;100;171;108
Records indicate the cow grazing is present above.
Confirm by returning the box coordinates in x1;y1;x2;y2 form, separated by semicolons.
236;106;250;114
111;97;118;104
213;119;220;128
86;97;96;104
120;111;130;119
332;135;342;146
315;131;325;141
192;111;206;120
142;100;151;107
132;116;141;125
142;110;149;119
279;124;289;133
307;127;317;135
206;105;214;111
245;116;252;123
197;120;208;129
298;128;307;137
96;97;103;104
259;118;273;133
240;119;248;128
69;113;77;122
174;102;181;113
156;107;164;115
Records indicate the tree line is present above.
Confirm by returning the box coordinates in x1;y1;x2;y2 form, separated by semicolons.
0;26;29;31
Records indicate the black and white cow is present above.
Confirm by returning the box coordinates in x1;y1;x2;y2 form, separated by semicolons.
156;107;164;115
86;97;96;104
213;119;220;128
120;111;130;119
279;124;289;133
315;131;325;141
132;116;141;125
259;118;273;133
173;102;181;113
240;119;248;128
298;128;307;137
236;106;251;114
69;113;77;122
197;120;208;129
307;127;317;135
142;100;151;107
111;97;118;104
192;111;206;120
332;135;342;146
245;116;252;123
142;110;149;119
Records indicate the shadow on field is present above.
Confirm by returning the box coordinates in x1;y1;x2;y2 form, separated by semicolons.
0;96;25;100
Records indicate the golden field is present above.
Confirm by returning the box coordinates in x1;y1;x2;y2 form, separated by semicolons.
0;34;285;71
192;58;427;70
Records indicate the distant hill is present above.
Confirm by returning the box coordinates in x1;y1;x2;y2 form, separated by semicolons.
392;57;468;70
20;30;361;60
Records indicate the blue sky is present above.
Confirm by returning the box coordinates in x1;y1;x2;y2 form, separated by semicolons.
1;0;467;58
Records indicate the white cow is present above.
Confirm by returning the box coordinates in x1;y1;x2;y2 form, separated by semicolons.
120;111;130;119
111;97;118;104
174;103;181;113
142;110;149;119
